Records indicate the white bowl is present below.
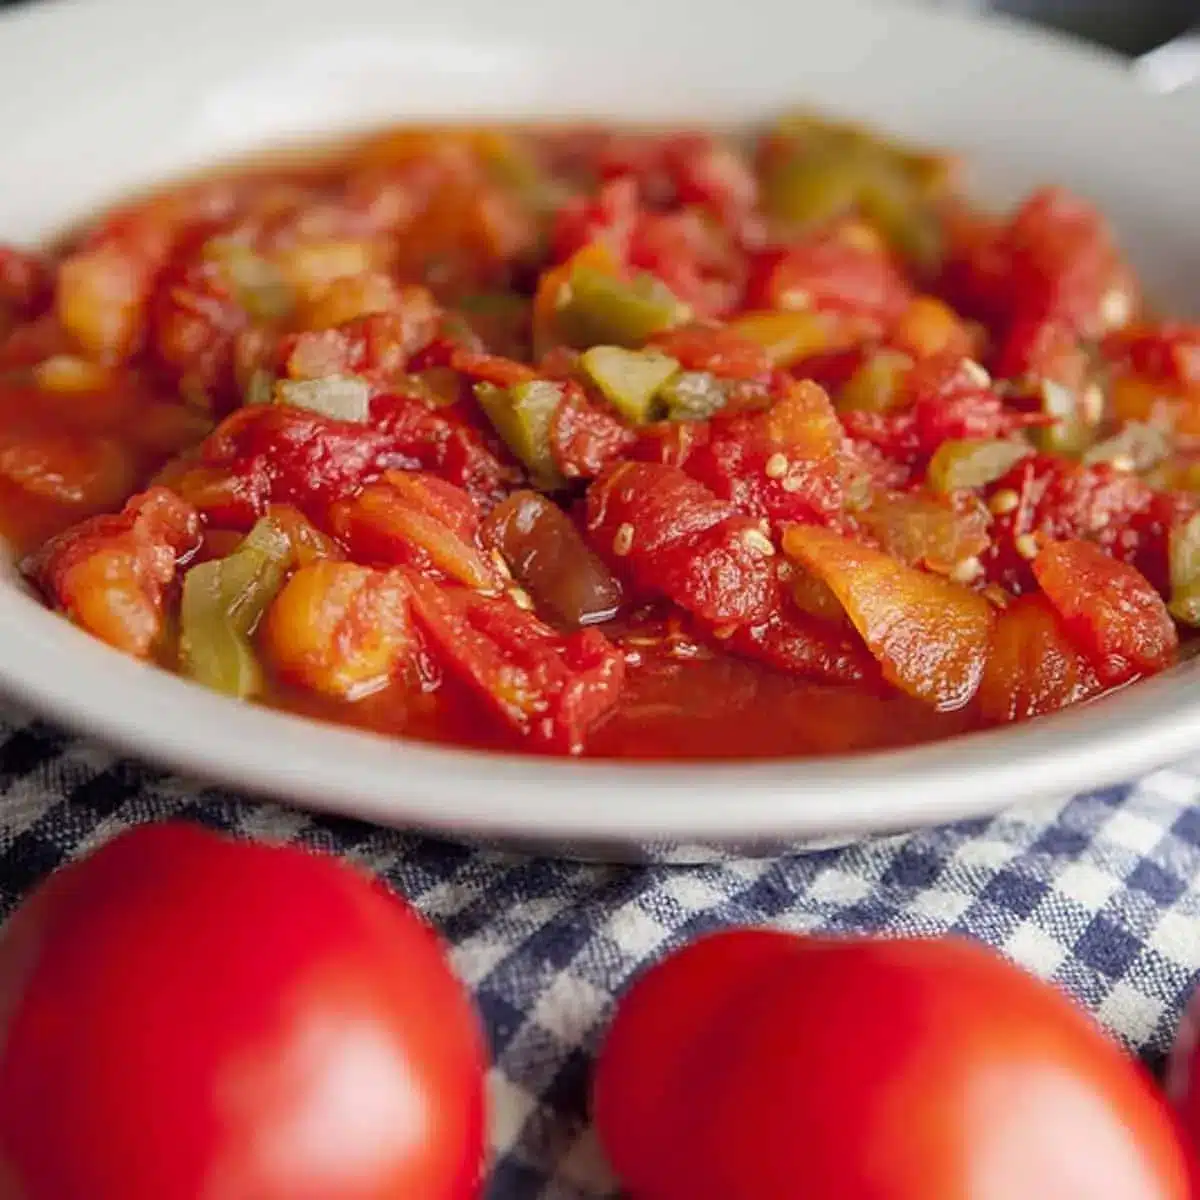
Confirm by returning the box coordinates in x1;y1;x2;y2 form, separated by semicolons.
2;0;1200;859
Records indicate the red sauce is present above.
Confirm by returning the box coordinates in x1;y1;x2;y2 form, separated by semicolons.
4;120;1195;758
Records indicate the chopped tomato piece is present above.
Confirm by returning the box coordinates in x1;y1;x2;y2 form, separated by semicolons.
1032;539;1177;686
166;389;510;528
1101;322;1200;390
587;462;775;625
550;177;640;266
261;560;415;699
782;524;994;710
993;315;1089;390
745;231;914;328
151;257;248;410
0;245;51;328
329;471;500;591
661;134;759;231
164;405;399;527
447;348;537;388
590;132;758;231
842;353;1042;481
408;575;624;753
550;389;637;481
649;324;775;384
977;593;1103;723
979;455;1174;595
906;354;1040;452
650;519;778;627
0;430;136;512
1003;187;1135;339
552;174;746;316
941;188;1135;358
685;380;846;531
721;595;879;686
627;210;745;318
632;418;710;472
279;302;439;384
937;203;1011;326
372;392;514;500
23;488;200;657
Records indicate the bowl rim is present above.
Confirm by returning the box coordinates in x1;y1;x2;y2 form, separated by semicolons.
3;0;1200;846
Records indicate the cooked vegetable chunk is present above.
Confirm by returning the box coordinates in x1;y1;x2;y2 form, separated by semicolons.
25;488;200;658
261;561;415;699
782;524;994;710
7;117;1196;759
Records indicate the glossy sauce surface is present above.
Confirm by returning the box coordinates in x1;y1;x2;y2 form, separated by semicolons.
4;121;1195;758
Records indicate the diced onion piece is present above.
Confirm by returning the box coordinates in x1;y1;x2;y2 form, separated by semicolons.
244;368;275;406
274;375;371;423
484;490;622;629
1033;379;1092;456
580;346;679;425
782;524;993;710
926;439;1032;494
660;371;728;422
476;379;566;490
1082;421;1170;472
1168;513;1200;627
204;238;294;321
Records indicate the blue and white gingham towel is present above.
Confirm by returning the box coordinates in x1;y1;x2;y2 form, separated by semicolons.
3;697;1200;1198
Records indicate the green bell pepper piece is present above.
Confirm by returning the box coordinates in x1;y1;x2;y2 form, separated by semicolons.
476;379;567;490
580;346;679;424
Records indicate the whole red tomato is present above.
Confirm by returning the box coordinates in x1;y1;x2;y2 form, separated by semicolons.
0;822;486;1200
1166;985;1200;1157
593;929;1193;1199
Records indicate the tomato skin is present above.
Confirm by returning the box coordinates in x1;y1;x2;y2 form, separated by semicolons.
594;930;1193;1200
550;389;636;481
744;233;913;328
1166;987;1200;1173
0;823;487;1200
1033;539;1178;685
976;592;1103;723
586;462;775;626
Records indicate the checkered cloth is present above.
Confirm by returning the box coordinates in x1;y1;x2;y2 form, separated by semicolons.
3;697;1200;1197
